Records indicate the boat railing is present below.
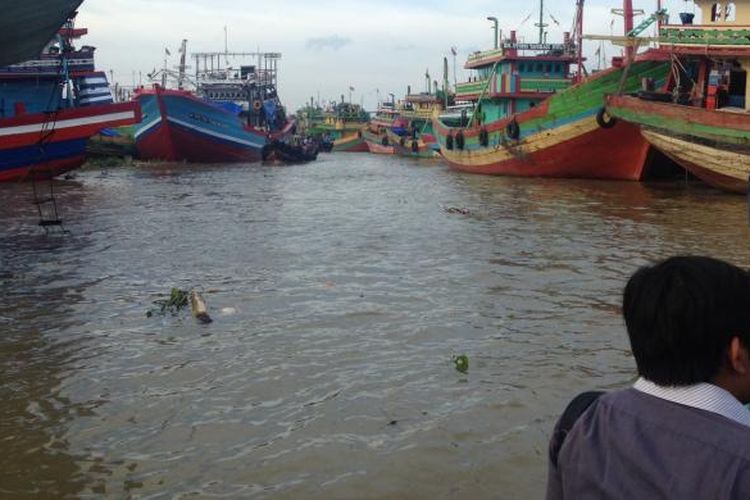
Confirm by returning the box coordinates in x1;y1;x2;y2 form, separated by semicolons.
466;48;504;67
659;24;750;46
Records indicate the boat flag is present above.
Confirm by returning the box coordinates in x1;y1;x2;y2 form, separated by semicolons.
450;46;457;56
165;47;171;56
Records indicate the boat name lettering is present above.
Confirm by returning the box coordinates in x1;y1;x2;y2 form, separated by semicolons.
504;43;567;51
188;112;227;128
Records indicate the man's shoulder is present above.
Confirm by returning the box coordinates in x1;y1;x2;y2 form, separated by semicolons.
592;387;750;458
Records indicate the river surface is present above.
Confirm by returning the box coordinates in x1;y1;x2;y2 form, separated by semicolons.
2;154;750;498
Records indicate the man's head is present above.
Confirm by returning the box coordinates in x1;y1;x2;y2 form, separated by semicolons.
623;256;750;390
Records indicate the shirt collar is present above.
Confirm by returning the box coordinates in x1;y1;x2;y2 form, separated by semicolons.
633;378;750;427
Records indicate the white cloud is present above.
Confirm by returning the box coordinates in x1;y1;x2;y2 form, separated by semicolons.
76;0;700;111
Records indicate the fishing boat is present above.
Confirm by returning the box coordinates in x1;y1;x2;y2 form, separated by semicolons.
134;45;295;163
298;98;369;153
0;13;141;182
362;99;398;154
433;0;671;180
605;0;750;193
385;67;451;159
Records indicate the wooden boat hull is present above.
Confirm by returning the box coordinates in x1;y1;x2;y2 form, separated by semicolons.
332;133;368;152
440;117;649;179
641;130;749;193
0;102;141;182
365;140;395;155
362;130;395;155
606;95;750;194
134;87;294;163
387;130;439;159
433;58;671;180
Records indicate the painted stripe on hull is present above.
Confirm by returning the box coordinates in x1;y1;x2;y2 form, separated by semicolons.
442;118;649;180
642;129;749;194
0;104;141;148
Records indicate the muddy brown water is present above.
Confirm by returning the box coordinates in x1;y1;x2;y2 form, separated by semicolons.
2;155;750;498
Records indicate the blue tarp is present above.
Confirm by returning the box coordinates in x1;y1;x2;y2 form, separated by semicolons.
209;101;243;116
263;100;278;129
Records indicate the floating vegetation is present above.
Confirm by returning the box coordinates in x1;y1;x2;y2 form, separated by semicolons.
146;288;190;318
452;354;469;374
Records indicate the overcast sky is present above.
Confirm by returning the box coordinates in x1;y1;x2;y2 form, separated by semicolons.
76;0;696;111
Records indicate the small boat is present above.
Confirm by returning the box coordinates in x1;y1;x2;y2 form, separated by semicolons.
262;139;319;164
433;0;671;181
0;13;141;182
134;44;294;163
605;0;750;194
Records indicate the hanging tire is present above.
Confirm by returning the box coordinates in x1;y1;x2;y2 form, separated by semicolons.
596;107;617;129
446;134;454;151
381;136;389;146
455;131;465;150
400;137;406;147
253;100;262;112
411;140;419;153
479;128;489;147
357;129;362;138
506;120;520;140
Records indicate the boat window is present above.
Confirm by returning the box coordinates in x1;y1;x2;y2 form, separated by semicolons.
545;64;551;73
536;63;543;72
711;2;723;22
725;2;736;21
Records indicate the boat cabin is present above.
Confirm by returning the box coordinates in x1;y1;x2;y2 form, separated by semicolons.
454;30;577;125
659;0;750;111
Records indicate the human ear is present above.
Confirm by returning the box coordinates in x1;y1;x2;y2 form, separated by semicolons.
729;337;750;375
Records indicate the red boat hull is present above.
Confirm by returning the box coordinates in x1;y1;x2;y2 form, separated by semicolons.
442;120;650;180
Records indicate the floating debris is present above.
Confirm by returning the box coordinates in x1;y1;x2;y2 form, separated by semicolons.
443;206;472;216
190;290;213;324
147;288;190;317
452;354;469;374
147;288;212;324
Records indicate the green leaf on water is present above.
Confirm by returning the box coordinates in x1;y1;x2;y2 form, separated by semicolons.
452;354;469;374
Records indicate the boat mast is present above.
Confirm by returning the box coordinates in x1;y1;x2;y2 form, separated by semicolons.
575;0;585;83
177;39;187;90
624;0;634;59
536;0;548;44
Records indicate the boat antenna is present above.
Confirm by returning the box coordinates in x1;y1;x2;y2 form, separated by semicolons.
224;26;230;66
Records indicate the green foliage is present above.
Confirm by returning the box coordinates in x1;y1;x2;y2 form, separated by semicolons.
146;288;190;317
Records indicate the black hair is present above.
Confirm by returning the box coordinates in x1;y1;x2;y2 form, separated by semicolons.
623;256;750;386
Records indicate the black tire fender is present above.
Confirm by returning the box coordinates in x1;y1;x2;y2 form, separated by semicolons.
506;120;520;140
596;107;617;129
479;128;489;147
455;131;465;150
